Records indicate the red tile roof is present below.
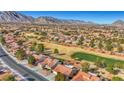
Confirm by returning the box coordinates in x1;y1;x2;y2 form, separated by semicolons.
90;75;100;81
54;64;72;76
72;71;100;81
41;58;57;68
33;54;40;60
73;62;82;69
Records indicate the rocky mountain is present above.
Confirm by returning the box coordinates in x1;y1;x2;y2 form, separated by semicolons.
0;11;96;25
34;16;95;25
0;11;34;23
2;11;124;26
112;20;124;26
34;16;62;24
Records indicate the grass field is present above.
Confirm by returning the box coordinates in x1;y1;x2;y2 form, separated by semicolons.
24;32;124;63
71;52;124;65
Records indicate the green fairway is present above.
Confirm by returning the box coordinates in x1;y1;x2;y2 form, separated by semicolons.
71;52;124;64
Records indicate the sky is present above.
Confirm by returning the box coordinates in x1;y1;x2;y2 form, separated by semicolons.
18;11;124;24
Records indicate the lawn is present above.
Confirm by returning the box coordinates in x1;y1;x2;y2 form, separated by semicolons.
71;52;124;64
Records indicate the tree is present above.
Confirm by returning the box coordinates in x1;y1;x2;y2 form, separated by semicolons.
0;36;5;45
117;45;123;53
4;75;15;81
40;32;47;36
17;40;23;45
95;58;107;68
106;67;119;75
54;48;59;54
112;76;123;81
28;55;36;65
114;62;123;69
98;41;103;49
81;62;90;72
30;42;37;51
105;39;113;51
77;36;84;45
80;35;84;41
77;39;83;45
106;44;113;51
89;39;95;48
35;44;44;53
95;61;107;68
55;72;66;81
15;49;26;60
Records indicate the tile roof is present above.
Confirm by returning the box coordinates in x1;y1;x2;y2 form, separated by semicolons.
72;71;100;81
53;64;72;76
33;54;41;60
73;62;82;69
40;57;58;68
90;75;100;81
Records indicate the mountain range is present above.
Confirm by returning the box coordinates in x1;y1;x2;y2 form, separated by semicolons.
0;11;34;23
0;11;94;25
0;11;124;26
112;20;124;27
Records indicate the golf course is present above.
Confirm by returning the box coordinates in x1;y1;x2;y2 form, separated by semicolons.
71;52;124;65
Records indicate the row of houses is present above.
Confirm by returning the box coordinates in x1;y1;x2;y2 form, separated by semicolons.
34;54;100;81
4;34;21;54
4;33;100;81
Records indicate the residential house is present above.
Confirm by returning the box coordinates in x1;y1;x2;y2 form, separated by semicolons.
39;57;59;70
53;64;78;80
72;71;100;81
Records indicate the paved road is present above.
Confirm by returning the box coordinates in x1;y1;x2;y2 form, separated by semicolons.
0;46;48;81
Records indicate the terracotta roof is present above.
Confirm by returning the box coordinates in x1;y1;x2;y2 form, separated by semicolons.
41;58;58;68
33;54;41;60
53;64;72;76
72;71;100;81
90;75;100;81
73;62;82;69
